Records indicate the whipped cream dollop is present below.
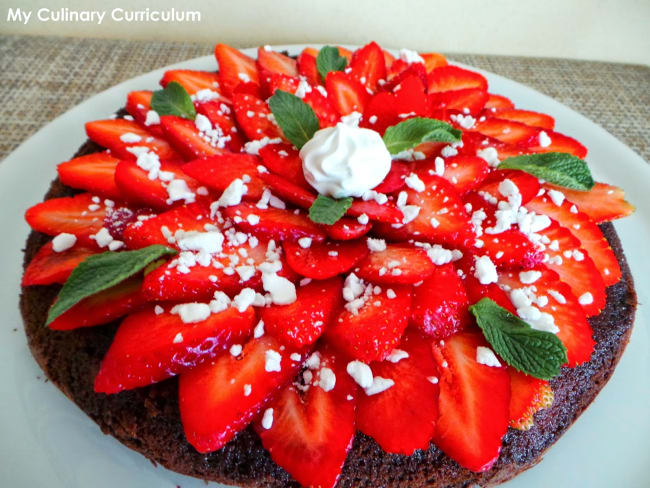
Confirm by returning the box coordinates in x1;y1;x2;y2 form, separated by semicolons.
299;122;391;198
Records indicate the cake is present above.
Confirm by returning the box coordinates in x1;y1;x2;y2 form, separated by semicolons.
20;42;636;488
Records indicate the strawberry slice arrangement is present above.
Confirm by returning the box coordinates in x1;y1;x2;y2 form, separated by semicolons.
22;42;634;488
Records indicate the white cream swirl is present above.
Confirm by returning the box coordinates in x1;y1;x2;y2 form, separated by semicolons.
299;122;391;198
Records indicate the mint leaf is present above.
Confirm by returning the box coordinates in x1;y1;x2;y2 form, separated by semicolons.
469;298;567;380
46;245;177;325
316;46;348;81
309;195;353;225
382;117;462;155
268;90;320;149
498;152;594;191
151;81;196;120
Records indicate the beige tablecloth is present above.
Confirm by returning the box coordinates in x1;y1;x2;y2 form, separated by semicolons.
1;34;648;162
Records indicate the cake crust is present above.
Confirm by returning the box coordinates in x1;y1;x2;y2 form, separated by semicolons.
20;138;637;488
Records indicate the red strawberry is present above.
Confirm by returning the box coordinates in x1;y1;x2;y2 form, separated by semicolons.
423;154;490;194
195;100;245;152
361;91;399;135
420;52;448;72
85;119;180;161
57;152;123;200
349;41;387;93
284;239;368;280
178;335;303;453
96;304;255;394
382;49;396;69
498;266;595;366
432;332;510;472
494;109;555;130
22;241;98;286
524;130;587;158
114;159;201;210
427;65;488;93
258;143;310;189
323;218;372;241
479;229;544;269
232;92;284;141
125;90;164;137
214;43;260;97
49;276;146;331
257;47;298;78
429;88;488;115
463;274;516;314
476;169;541;205
122;201;211;249
255;347;356;488
25;193;108;245
411;263;470;339
356;331;439;455
526;193;622;286
182;153;266;200
392;75;429;117
266;74;339;127
381;62;428;93
262;277;343;347
484;93;514;110
508;369;553;430
372;161;410;194
374;173;473;247
546;182;634;223
297;48;320;85
223;202;327;243
355;244;435;285
326;71;370;116
160;69;224;98
160;115;225;160
471;117;540;146
327;284;412;362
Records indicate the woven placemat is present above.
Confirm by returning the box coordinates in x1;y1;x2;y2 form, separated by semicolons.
1;34;648;162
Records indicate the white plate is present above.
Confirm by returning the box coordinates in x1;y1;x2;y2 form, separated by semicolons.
1;45;648;488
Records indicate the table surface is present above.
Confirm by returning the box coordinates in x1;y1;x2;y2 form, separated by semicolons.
1;34;648;163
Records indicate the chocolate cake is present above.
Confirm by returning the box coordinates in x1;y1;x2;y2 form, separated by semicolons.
21;136;636;488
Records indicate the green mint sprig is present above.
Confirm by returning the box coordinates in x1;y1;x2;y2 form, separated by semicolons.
151;81;196;120
498;152;594;191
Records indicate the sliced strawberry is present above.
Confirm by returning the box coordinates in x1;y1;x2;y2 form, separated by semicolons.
22;241;98;286
297;49;320;85
114;159;201;210
160;69;224;98
357;331;439;455
323;218;372;241
527;193;622;286
484;93;514;110
372;161;410;194
214;43;259;97
258;172;315;208
355;244;435;285
49;276;146;331
179;335;303;453
195;100;245;152
223;202;327;242
523;130;587;158
546;182;634;223
424;154;490;194
125;90;164;137
266;74;339;127
382;49;396;69
327;284;411;362
257;47;298;78
159;115;225;160
258;143;310;189
471;117;540;146
57;152;123;200
392;75;429;117
85;119;180;161
463;274;516;314
411;263;470;339
374;173;473;247
432;332;510;472
429;88;488;115
348;199;404;224
326;71;370;116
182;153;266;200
25;193;108;244
232;92;283;141
427;65;488;94
262;278;343;347
381;63;428;93
532;220;606;316
508;369;553;430
361;91;399;135
349;41;386;93
476;169;541;205
479;229;544;269
498;266;595;366
284;239;368;280
255;347;356;488
122;202;211;249
420;52;448;72
494;109;555;130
